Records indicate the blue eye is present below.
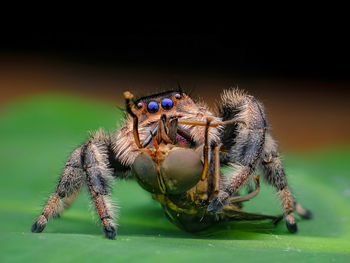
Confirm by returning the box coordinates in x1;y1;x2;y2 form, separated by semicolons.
147;101;159;113
161;98;173;110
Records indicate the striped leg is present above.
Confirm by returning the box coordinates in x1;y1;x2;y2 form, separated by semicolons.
260;133;313;233
31;147;84;233
82;139;117;239
208;93;266;213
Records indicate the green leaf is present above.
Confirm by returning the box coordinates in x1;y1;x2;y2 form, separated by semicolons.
0;94;349;263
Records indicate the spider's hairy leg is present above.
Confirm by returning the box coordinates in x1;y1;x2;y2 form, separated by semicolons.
31;147;84;233
260;133;313;233
82;137;117;239
208;90;266;214
294;201;313;219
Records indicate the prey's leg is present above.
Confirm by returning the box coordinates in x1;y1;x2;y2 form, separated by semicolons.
222;176;282;224
227;176;260;204
201;118;212;181
213;144;223;195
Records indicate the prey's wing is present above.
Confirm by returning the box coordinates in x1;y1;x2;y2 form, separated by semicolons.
221;206;283;224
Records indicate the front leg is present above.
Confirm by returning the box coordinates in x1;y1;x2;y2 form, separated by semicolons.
31;130;120;239
82;138;117;239
31;146;84;233
208;91;266;213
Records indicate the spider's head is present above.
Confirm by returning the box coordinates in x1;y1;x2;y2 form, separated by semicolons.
124;90;204;194
126;90;196;124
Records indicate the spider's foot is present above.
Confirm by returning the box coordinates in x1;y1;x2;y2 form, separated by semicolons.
207;191;229;213
295;203;313;219
298;208;313;220
103;225;117;239
286;214;298;233
286;221;298;233
301;209;313;219
31;215;47;233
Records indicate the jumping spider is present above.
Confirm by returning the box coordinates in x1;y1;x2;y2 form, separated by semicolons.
31;89;313;239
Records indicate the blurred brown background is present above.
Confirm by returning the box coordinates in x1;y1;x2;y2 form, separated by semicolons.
1;25;349;151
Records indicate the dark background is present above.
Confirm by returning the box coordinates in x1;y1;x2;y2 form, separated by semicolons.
0;24;349;150
1;24;349;79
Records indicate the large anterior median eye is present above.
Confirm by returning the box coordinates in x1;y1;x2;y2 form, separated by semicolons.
147;101;159;113
161;98;173;110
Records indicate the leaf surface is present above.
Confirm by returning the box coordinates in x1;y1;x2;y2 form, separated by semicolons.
0;95;349;262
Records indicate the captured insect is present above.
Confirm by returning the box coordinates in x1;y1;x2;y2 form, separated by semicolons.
31;89;313;239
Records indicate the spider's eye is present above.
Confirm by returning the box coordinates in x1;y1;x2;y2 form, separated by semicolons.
161;98;174;110
174;93;181;99
136;102;143;109
147;101;159;113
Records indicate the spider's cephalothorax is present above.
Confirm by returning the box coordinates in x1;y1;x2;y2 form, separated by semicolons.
31;89;313;239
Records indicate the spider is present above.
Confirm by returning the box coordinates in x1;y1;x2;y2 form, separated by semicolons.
31;88;313;239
